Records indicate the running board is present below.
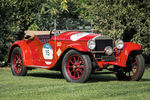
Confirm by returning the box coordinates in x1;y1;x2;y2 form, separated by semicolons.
26;65;49;69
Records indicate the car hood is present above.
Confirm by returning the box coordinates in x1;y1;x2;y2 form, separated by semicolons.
56;31;109;41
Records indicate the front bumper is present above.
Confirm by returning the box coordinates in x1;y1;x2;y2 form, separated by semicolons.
95;56;126;68
101;56;116;61
91;50;126;68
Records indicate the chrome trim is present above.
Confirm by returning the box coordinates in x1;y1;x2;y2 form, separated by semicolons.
92;51;104;53
87;34;112;50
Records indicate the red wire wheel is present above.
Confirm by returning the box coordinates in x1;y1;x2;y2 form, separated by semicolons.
10;47;27;76
115;54;145;81
66;54;85;80
128;59;138;77
62;50;92;83
13;52;22;74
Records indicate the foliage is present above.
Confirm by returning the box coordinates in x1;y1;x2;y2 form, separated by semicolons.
76;0;150;62
0;0;69;66
0;0;150;66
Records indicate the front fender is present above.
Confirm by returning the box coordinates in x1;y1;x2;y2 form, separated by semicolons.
117;42;142;66
8;40;33;66
97;42;142;68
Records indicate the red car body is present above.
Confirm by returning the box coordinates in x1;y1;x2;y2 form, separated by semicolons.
8;31;144;82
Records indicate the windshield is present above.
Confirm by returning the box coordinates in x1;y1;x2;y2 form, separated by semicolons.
53;19;93;36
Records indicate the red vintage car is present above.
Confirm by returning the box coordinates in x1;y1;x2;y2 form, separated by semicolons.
8;30;145;82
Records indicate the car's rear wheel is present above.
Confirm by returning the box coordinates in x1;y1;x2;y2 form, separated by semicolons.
62;50;92;83
10;47;27;76
115;54;145;81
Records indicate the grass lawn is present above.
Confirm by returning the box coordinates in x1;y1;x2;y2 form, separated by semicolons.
0;67;150;100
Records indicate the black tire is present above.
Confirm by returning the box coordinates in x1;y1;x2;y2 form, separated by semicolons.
115;54;145;81
62;50;92;83
10;47;27;76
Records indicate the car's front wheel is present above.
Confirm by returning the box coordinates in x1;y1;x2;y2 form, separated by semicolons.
62;50;92;83
115;54;145;81
10;47;27;76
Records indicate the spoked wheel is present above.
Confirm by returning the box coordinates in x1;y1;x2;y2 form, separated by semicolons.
66;54;85;80
62;50;92;83
10;47;27;76
13;52;22;74
115;54;145;81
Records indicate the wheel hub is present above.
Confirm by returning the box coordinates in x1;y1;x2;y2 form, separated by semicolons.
73;65;77;69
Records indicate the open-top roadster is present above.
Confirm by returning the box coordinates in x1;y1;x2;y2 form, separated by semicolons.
8;30;145;82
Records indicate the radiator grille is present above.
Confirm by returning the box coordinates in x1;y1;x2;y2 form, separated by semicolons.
93;39;114;60
95;39;113;51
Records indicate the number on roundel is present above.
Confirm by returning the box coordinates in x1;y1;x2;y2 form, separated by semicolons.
42;43;53;60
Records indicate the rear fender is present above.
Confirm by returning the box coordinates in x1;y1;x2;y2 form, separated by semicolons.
8;41;32;66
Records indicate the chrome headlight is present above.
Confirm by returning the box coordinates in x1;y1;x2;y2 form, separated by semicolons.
104;46;113;55
87;40;96;50
115;40;124;49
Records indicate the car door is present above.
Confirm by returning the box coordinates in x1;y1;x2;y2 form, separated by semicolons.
27;33;56;67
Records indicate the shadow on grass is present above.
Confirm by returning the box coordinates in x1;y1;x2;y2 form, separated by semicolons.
27;72;150;82
141;79;150;81
88;76;150;82
27;72;118;82
88;75;117;82
27;72;64;79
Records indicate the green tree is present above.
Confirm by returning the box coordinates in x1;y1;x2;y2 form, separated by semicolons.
77;0;150;62
0;0;149;66
0;0;69;66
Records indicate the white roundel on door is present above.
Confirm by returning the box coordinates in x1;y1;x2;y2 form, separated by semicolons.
42;43;53;60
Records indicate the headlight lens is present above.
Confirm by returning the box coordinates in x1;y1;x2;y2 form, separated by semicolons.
115;40;124;49
87;40;96;50
104;46;113;55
